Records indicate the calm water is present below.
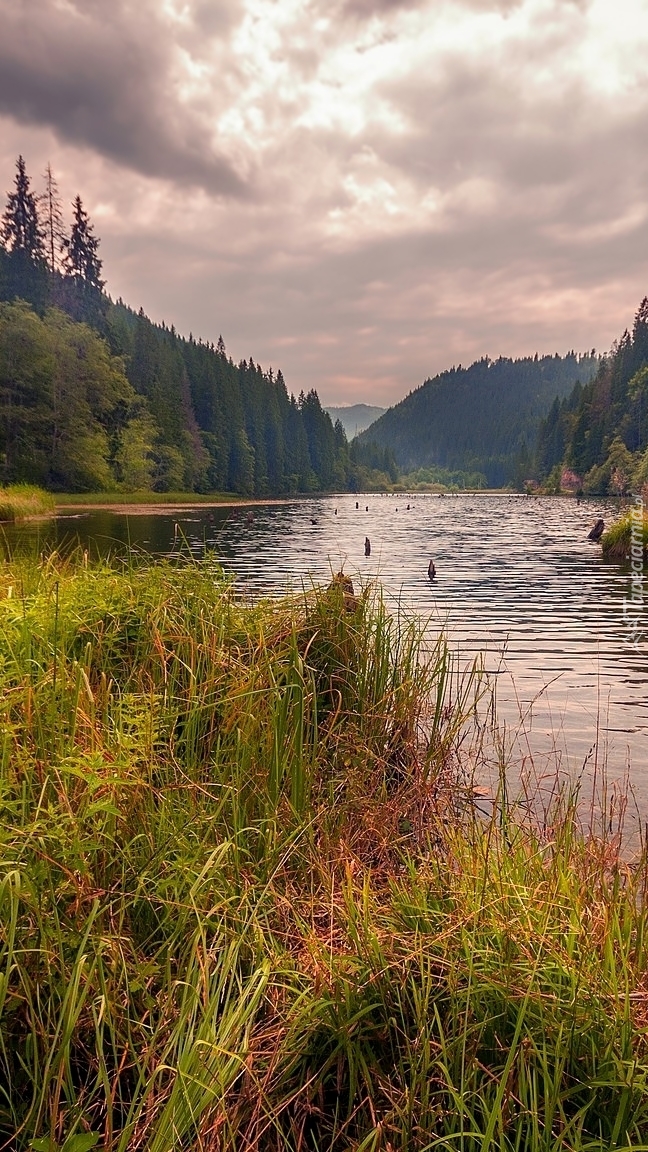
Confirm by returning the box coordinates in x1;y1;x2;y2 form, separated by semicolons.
10;494;648;804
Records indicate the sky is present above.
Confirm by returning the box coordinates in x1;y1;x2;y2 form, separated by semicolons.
1;0;648;406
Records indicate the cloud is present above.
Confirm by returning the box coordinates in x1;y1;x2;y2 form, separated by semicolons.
1;0;648;405
0;0;246;195
341;0;421;15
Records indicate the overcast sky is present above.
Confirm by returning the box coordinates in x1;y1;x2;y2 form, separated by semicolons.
1;0;648;405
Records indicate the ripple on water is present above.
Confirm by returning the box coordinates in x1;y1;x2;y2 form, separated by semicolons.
206;494;647;793
36;493;647;806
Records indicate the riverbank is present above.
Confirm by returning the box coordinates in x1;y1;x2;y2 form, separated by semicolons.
55;490;295;514
1;552;648;1149
0;483;55;521
52;489;613;516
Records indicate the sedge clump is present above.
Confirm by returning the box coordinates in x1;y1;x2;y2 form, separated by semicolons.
0;550;647;1150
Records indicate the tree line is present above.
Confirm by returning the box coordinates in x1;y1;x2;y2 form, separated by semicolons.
357;353;599;488
0;156;387;494
535;298;648;495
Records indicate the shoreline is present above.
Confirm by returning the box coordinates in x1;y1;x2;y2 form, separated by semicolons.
54;490;619;515
2;551;646;1146
55;497;295;516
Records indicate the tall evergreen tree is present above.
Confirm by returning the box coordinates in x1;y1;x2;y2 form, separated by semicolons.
40;163;66;274
0;164;360;497
63;195;104;288
1;156;44;260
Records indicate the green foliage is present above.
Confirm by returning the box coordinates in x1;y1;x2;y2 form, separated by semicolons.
601;507;648;563
581;437;635;496
112;405;157;491
536;299;648;493
0;158;353;497
0;554;648;1148
350;437;399;484
0;483;55;521
62;195;104;290
359;354;597;488
1;155;44;261
0;302;155;491
400;464;488;490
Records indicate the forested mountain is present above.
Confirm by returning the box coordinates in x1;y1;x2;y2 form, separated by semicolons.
357;353;598;487
0;155;357;494
325;404;385;439
535;298;648;495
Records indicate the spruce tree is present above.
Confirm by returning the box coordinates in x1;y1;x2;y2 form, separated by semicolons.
1;155;44;260
63;195;104;288
40;163;66;274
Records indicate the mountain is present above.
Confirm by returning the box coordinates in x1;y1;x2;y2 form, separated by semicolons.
0;246;356;496
535;298;648;495
0;153;372;495
325;404;385;439
357;353;598;488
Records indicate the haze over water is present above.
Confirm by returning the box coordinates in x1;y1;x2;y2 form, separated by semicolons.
33;493;648;810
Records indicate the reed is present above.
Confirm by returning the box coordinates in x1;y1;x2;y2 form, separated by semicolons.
601;507;648;563
53;491;243;507
1;550;647;1150
0;484;56;522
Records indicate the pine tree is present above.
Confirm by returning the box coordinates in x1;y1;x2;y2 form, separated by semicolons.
63;195;104;288
40;163;66;274
1;155;44;260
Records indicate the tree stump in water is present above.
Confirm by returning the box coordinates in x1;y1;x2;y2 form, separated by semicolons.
588;518;604;542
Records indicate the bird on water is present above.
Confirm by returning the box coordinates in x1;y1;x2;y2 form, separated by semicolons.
428;559;436;581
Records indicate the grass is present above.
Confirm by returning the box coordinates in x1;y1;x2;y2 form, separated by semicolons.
54;491;253;507
1;550;648;1149
601;506;648;564
0;484;56;522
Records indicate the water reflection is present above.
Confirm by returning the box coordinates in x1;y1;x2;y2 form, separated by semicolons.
6;493;647;799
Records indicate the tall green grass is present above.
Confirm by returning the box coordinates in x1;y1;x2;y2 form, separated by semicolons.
1;551;648;1150
0;484;55;521
602;507;648;564
53;491;246;507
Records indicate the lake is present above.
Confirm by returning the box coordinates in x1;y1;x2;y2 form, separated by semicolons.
9;493;647;813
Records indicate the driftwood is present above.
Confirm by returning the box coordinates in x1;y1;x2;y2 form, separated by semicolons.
588;518;604;542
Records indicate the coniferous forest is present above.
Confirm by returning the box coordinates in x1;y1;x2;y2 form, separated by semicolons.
535;297;648;495
3;155;648;499
0;156;365;495
357;353;599;488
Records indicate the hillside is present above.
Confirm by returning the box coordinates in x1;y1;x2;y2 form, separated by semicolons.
358;353;598;487
325;403;385;438
536;297;648;495
0;272;351;495
0;156;357;495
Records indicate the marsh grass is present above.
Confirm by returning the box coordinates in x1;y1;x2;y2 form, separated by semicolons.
1;550;648;1150
0;485;56;522
602;508;648;564
53;491;248;507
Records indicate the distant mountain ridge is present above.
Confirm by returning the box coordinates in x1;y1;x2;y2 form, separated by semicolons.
325;404;385;439
358;354;598;487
